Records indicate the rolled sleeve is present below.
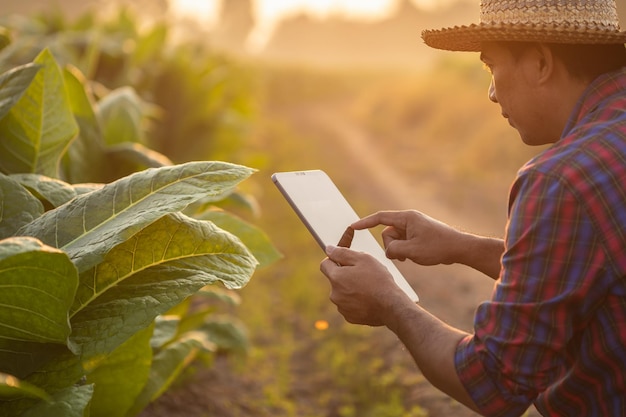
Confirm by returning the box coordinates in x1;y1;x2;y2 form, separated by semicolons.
455;335;533;417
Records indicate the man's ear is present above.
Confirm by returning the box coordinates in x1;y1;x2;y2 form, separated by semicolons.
533;43;555;85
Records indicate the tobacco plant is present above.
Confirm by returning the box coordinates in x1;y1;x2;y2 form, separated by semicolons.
0;42;276;417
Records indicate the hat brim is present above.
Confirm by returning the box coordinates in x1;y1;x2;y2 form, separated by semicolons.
422;23;626;52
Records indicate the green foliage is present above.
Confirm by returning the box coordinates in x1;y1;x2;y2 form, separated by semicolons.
0;21;278;417
0;49;78;177
0;237;78;347
0;6;256;164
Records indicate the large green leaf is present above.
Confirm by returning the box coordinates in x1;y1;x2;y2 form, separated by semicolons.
0;237;78;346
9;173;77;208
0;174;43;239
0;62;40;122
70;212;258;358
20;384;93;417
0;48;79;177
17;161;255;273
86;326;152;417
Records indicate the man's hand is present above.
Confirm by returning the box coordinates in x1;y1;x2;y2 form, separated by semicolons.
352;210;463;266
352;210;504;279
320;245;410;327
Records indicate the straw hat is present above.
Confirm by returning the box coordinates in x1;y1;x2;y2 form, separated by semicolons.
421;0;626;52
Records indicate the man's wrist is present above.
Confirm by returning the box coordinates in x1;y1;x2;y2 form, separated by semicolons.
454;232;504;279
381;290;422;334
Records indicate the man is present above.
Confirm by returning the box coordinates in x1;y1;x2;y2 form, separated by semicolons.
320;1;626;416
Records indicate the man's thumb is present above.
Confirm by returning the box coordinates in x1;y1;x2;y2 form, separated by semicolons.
325;244;354;266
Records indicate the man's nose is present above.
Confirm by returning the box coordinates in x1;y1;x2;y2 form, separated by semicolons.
488;78;497;103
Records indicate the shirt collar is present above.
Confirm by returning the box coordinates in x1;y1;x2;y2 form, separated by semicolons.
562;66;626;138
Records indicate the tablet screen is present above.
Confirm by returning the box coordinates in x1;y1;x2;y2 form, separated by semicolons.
272;170;419;302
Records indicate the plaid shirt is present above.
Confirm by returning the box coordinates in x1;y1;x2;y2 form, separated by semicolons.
455;67;626;416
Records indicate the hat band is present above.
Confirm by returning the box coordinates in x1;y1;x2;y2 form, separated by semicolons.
481;5;621;31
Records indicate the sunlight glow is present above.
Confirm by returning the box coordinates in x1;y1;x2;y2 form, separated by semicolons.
169;0;444;48
258;0;394;19
170;0;219;24
252;0;395;49
169;0;409;27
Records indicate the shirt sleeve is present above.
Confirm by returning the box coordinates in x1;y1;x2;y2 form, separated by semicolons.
454;169;606;416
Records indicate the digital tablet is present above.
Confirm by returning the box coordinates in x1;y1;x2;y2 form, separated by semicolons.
271;169;419;302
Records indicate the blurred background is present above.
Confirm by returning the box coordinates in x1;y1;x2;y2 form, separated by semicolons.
3;0;624;416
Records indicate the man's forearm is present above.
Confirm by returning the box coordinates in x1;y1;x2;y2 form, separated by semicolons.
454;233;504;279
384;299;480;413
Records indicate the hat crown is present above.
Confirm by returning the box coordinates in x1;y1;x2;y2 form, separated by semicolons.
479;0;621;31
